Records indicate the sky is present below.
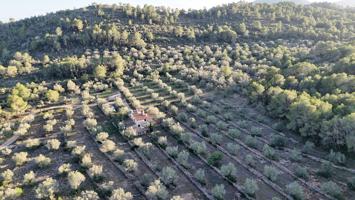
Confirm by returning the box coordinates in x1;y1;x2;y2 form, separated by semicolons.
0;0;343;22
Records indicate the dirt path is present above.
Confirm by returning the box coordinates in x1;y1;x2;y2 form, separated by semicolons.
0;135;19;148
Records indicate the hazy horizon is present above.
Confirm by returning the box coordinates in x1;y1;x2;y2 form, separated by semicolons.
0;0;344;22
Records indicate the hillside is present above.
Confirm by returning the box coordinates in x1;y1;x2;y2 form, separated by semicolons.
0;2;354;200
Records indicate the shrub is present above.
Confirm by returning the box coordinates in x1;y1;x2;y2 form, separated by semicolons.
317;161;333;178
23;138;41;149
171;123;184;135
35;154;51;168
170;105;179;115
220;162;237;182
68;171;86;190
190;141;207;155
147;106;165;119
122;127;137;138
348;176;355;190
290;148;302;162
216;121;228;130
74;190;100;200
294;165;309;180
71;145;86;157
263;144;277;160
12;152;28;166
194;168;206;185
177;112;188;122
189;117;197;128
223;113;233;121
118;107;129;118
177;150;190;168
327;150;346;165
286;182;305;200
245;154;256;167
161;166;177;185
166;146;179;158
88;165;103;179
84;118;97;130
113;148;125;163
171;195;184;200
46;89;60;102
211;184;225;200
250;127;262;137
244;178;259;197
206;115;218;124
1;169;14;185
145;180;169;199
302;141;314;153
96;132;109;142
99;181;114;195
100;140;116;153
141;143;153;157
115;98;125;107
1;147;12;156
210;133;223;145
263;165;280;181
110;188;133;200
3;187;23;199
58;163;72;175
23;171;36;185
140;173;154;188
270;135;286;148
199;124;209;137
81;153;93;168
158;136;168;148
245;135;258;148
123;159;138;172
66;107;74;118
35;178;58;199
226;143;240;155
180;132;192;144
46;139;61;150
207;151;223;167
43;123;54;133
321;181;343;199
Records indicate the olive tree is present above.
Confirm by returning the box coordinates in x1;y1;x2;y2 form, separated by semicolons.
220;162;237;182
145;179;169;199
110;188;133;200
68;171;86;190
35;178;58;199
123;159;138;172
194;168;206;185
35;154;51;168
244;179;259;197
46;139;61;150
12;152;28;166
74;190;100;200
161;166;177;185
176;150;190;168
263;165;280;181
211;184;225;200
286;182;305;200
23;171;36;185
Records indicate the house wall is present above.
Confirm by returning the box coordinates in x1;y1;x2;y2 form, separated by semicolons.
135;120;150;128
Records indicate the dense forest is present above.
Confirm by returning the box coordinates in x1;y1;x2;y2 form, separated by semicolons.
0;2;354;200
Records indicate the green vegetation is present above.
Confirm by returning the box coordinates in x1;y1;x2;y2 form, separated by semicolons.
0;2;354;200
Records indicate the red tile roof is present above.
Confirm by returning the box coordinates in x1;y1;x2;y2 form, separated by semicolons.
131;110;152;122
